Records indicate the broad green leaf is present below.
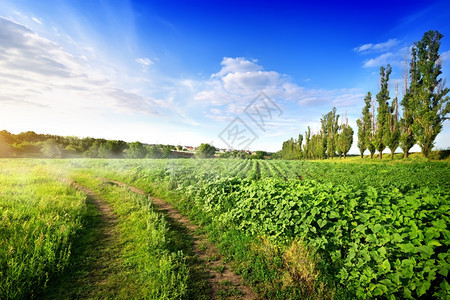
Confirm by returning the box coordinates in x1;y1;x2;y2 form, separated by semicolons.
399;243;416;253
417;245;434;258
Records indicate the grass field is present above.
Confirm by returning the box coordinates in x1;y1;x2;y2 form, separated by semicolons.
1;158;449;299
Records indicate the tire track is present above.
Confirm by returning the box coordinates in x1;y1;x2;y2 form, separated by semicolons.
101;178;257;300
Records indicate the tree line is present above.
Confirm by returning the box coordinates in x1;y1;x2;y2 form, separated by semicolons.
281;107;354;159
357;30;449;159
281;30;449;160
0;130;180;158
0;131;272;159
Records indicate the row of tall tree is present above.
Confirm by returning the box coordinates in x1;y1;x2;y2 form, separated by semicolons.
357;30;449;159
281;107;354;159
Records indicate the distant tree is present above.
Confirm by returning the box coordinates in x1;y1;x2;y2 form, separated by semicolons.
0;130;14;157
16;131;41;143
41;139;63;158
196;143;216;158
322;107;339;159
124;142;147;158
252;151;266;159
338;117;354;159
84;141;101;158
64;144;81;157
98;143;112;158
297;134;303;159
177;145;183;151
311;131;326;159
161;145;174;158
367;96;377;159
80;137;96;153
106;140;127;158
357;93;372;158
383;83;400;159
373;65;392;159
400;58;416;158
409;30;450;158
303;127;311;159
13;141;42;156
384;83;401;159
146;145;162;158
281;135;303;159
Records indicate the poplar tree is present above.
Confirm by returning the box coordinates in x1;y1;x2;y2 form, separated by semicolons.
304;126;311;159
357;92;372;158
373;65;392;159
409;30;449;158
322;107;339;159
384;83;400;159
337;115;354;159
400;59;416;158
297;134;304;159
368;97;377;159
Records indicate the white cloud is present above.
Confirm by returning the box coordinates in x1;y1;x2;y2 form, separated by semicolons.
354;39;398;53
440;50;450;62
31;17;42;24
0;17;163;117
195;57;364;118
136;57;153;66
362;46;411;68
214;57;262;76
195;57;303;106
363;52;394;68
135;57;154;72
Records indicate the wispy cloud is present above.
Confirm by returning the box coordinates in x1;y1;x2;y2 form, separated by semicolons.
0;17;163;117
135;57;154;72
363;52;394;68
440;50;450;62
31;17;42;24
361;46;411;68
354;38;399;53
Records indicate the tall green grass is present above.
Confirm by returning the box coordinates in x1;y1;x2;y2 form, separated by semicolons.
69;172;189;299
0;160;87;299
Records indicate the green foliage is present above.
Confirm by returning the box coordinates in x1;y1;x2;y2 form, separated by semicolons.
357;93;373;158
281;136;302;159
67;158;449;299
336;120;354;159
196;143;216;158
400;91;416;158
383;88;400;159
409;30;450;158
124;141;147;158
373;65;392;159
322;107;339;159
0;130;14;157
69;173;189;298
41;138;63;158
0;162;87;299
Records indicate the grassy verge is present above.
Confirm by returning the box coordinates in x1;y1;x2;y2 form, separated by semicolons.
60;172;190;299
0;160;87;299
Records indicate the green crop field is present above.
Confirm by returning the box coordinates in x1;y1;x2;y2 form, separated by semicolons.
1;158;448;299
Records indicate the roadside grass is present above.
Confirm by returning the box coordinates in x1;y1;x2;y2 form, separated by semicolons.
0;160;87;299
62;172;190;299
69;169;214;299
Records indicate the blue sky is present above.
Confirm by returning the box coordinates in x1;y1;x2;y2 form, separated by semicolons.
0;0;449;152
